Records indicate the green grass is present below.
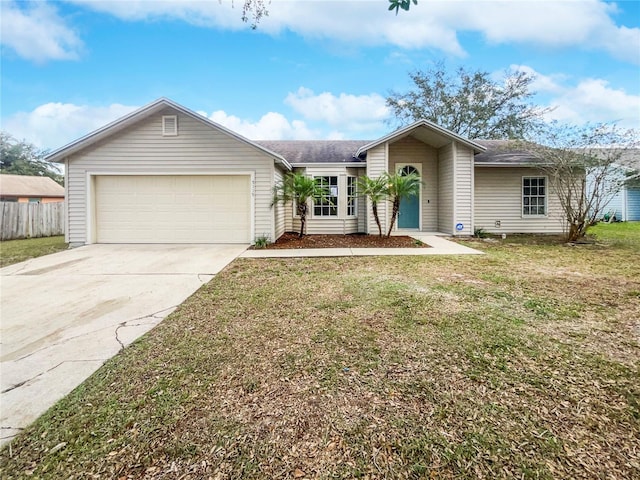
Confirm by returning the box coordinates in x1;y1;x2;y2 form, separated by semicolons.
0;235;68;267
1;224;639;479
589;221;640;246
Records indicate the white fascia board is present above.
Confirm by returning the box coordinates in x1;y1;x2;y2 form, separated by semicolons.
45;97;291;170
355;120;487;157
290;162;367;168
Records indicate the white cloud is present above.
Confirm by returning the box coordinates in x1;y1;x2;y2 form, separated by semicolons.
66;0;639;64
509;64;567;95
0;1;82;62
546;79;640;128
5;1;637;63
66;0;244;28
512;65;640;128
285;87;390;135
202;110;318;140
3;103;138;150
2;90;384;151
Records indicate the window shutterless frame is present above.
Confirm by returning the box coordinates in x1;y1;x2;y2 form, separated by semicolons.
522;176;547;216
347;176;357;217
313;176;338;217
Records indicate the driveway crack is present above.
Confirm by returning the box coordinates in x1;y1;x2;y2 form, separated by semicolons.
1;360;107;394
113;305;178;351
114;323;126;350
12;305;179;362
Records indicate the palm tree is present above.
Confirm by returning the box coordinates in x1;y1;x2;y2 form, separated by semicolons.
357;175;388;237
384;172;421;237
272;173;328;238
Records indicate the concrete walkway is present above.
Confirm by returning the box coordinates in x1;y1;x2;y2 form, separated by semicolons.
241;235;483;258
0;244;246;447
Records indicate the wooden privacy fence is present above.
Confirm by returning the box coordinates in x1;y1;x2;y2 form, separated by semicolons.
0;202;65;240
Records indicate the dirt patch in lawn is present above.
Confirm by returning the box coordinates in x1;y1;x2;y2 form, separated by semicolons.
257;232;429;249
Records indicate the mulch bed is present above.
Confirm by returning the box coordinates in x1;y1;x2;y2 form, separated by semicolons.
257;232;430;249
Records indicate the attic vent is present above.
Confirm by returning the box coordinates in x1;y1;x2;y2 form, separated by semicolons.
162;115;178;136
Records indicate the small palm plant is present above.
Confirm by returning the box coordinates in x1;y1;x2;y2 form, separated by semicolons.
272;173;328;238
384;171;421;237
357;175;388;237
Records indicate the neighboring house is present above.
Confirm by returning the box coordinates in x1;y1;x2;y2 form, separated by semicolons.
587;151;640;222
45;98;566;246
0;174;65;203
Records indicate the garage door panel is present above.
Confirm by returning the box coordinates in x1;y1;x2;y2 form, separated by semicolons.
95;175;251;243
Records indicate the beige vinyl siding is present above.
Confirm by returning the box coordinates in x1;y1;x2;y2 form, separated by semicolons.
64;159;70;243
273;168;285;241
437;143;454;234
389;136;438;232
453;144;473;235
365;144;388;235
474;167;566;234
65;107;276;245
284;202;294;233
292;218;359;235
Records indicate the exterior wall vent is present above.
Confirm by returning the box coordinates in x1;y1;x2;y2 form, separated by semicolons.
162;115;178;136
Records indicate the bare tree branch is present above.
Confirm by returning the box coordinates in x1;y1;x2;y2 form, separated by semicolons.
519;123;639;241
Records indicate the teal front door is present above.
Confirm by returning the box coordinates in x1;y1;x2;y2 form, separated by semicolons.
398;165;420;229
399;194;419;228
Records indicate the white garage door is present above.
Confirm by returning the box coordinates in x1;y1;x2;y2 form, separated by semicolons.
94;175;251;243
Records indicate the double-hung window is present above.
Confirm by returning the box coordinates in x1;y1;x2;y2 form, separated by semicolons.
522;177;546;216
347;177;357;217
314;176;338;217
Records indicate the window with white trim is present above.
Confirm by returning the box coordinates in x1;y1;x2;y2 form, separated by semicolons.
522;176;546;216
162;115;178;136
314;176;338;217
347;176;357;216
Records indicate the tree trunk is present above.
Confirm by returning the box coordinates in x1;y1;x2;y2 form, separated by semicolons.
386;199;400;238
372;202;382;237
298;203;307;238
566;221;585;242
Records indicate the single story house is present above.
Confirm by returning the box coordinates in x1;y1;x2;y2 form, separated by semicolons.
0;174;65;203
45;98;567;246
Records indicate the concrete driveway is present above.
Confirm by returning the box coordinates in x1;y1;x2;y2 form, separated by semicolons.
0;243;247;446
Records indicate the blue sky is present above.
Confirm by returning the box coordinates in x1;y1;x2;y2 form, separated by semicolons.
1;0;639;150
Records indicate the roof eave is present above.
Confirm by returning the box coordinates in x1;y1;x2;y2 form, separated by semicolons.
275;158;293;171
356;120;487;157
474;162;549;167
44;98;290;167
290;162;366;168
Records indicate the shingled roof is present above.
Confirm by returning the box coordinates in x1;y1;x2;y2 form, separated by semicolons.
473;140;539;166
0;174;65;197
255;140;369;164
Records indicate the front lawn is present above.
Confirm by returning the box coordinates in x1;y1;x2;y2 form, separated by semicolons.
1;224;638;479
0;236;68;268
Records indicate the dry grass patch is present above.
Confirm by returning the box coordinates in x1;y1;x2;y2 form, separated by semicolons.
1;225;639;479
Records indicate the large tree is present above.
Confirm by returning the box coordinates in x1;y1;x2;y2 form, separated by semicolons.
0;132;63;185
386;63;549;139
519;123;639;242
